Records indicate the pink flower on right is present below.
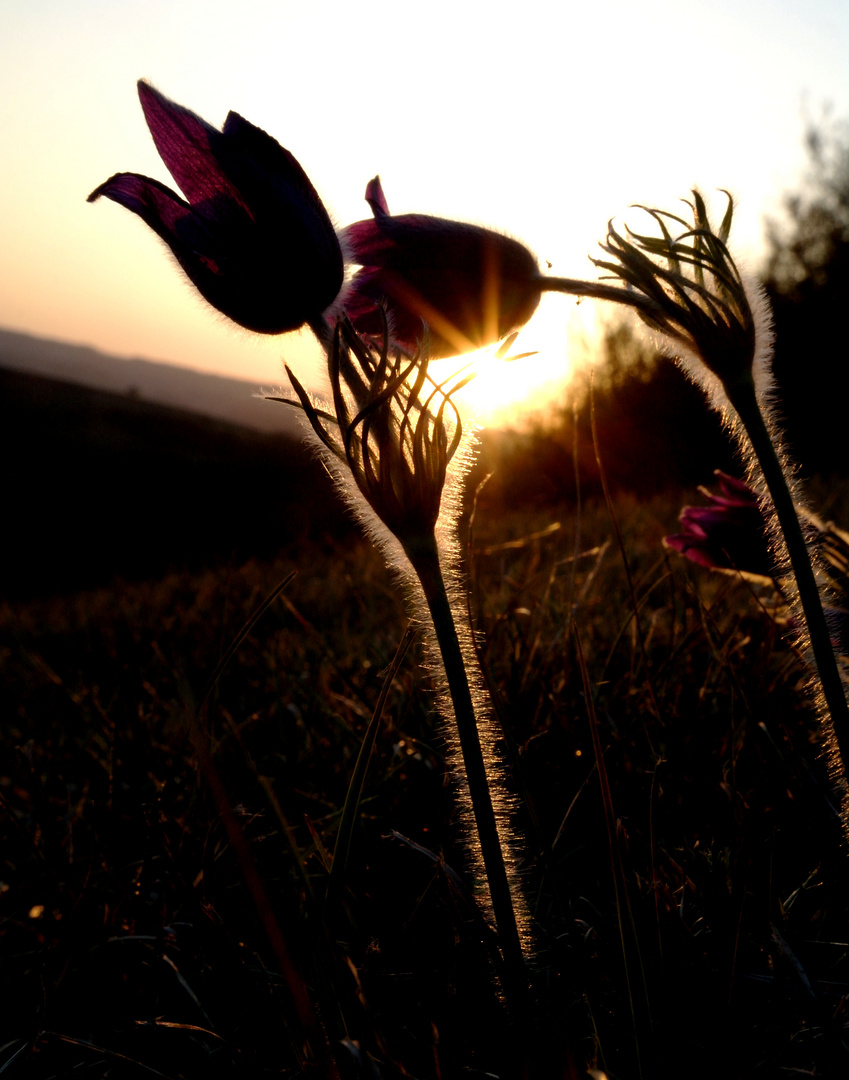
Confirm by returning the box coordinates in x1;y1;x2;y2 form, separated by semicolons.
664;471;773;577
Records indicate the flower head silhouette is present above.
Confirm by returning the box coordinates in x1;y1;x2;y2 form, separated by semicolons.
589;191;767;393
342;176;542;358
282;311;469;549
88;81;343;335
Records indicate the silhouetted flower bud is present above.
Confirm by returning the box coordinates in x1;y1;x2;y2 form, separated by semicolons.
342;177;542;358
88;81;343;335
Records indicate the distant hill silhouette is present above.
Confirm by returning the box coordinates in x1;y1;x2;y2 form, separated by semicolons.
1;366;349;598
0;326;300;435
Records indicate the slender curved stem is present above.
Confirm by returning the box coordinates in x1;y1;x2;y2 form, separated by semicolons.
542;270;849;776
727;376;849;773
539;275;667;321
403;532;529;1016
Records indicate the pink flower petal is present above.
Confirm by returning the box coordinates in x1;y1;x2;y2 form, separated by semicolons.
365;175;390;218
137;81;246;211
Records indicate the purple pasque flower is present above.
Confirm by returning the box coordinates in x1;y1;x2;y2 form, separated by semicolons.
342;176;542;358
666;473;849;655
664;471;774;578
88;81;343;335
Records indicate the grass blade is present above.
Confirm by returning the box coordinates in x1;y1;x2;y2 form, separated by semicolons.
326;625;415;910
573;622;650;1077
198;570;296;717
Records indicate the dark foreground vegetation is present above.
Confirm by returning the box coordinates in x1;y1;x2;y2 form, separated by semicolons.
4;475;849;1078
2;121;849;1078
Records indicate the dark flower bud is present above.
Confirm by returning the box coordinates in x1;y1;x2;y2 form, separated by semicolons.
342;177;542;358
88;81;343;335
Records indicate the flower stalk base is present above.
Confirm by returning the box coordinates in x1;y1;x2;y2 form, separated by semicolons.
728;376;849;784
403;532;530;1016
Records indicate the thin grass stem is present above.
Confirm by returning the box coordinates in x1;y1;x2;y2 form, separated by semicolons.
573;623;649;1078
326;625;415;910
590;381;664;751
197;570;296;718
186;709;339;1077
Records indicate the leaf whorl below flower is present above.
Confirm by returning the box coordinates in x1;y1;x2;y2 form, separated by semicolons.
589;191;757;386
281;313;472;546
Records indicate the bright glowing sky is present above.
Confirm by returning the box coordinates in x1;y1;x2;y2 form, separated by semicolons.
1;0;847;424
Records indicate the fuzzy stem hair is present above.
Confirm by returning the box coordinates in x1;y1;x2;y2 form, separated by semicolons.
402;531;530;1013
278;319;530;1014
725;373;849;793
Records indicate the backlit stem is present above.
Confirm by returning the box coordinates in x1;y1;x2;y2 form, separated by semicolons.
728;376;849;775
539;275;665;323
403;532;529;1015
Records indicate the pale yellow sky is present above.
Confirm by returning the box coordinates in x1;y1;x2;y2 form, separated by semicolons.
1;0;847;423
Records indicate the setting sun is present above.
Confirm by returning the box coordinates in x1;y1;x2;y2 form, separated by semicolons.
426;293;588;427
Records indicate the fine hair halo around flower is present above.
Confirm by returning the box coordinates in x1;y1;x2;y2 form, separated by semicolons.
279;310;473;552
88;81;344;336
272;311;530;1009
589;191;761;389
569;189;849;815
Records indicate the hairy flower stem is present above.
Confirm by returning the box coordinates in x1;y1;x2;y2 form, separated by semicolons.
542;267;849;768
539;276;663;314
728;376;849;774
403;532;529;1017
